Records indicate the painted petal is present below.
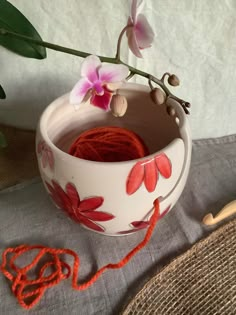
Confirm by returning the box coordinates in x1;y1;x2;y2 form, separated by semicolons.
135;14;154;49
79;215;104;232
70;78;92;105
118;229;138;235
42;152;47;168
131;220;149;229
37;141;44;154
155;154;172;178
90;89;113;111
83;210;114;221
126;161;145;195
126;27;143;58
79;196;104;212
52;181;71;210
46;182;64;209
144;159;158;192
81;55;101;82
99;64;129;83
46;148;54;170
50;192;64;209
45;181;55;195
65;183;80;209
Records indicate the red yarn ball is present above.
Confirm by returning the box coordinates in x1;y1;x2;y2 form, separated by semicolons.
68;126;149;162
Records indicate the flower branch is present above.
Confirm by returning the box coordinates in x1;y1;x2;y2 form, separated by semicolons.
161;72;171;82
148;73;190;114
0;27;190;114
0;28;115;63
126;71;135;80
115;25;132;60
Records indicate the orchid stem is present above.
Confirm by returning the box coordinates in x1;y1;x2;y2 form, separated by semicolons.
0;27;190;113
115;25;131;60
148;78;154;90
0;28;115;63
161;72;171;83
126;71;135;81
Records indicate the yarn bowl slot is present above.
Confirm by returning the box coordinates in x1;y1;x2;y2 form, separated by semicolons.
36;83;192;236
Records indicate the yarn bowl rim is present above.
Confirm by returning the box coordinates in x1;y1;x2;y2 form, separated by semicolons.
38;83;189;167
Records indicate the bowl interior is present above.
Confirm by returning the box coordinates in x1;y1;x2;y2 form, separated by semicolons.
46;85;181;156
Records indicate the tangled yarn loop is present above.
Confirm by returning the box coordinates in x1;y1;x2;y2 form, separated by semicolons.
1;199;160;310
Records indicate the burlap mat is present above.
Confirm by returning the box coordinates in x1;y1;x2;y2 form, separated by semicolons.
0;124;39;190
122;219;236;315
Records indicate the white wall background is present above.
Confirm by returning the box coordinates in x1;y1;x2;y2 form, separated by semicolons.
1;0;236;139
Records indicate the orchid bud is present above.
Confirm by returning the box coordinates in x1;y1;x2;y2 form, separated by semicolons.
167;105;176;116
110;94;128;117
150;88;166;105
168;74;180;87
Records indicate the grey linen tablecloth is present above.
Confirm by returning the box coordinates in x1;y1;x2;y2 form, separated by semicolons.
0;135;236;315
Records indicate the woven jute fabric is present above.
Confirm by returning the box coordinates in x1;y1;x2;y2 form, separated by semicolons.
0;124;39;190
122;219;236;315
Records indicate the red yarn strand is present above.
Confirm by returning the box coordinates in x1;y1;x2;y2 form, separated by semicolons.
0;200;160;310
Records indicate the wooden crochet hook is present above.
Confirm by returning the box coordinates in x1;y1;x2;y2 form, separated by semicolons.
203;200;236;225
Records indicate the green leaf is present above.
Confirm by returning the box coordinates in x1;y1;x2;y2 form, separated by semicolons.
0;0;46;59
0;131;7;148
0;84;6;99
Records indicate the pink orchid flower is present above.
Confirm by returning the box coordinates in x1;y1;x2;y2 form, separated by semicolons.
70;55;129;111
126;0;154;58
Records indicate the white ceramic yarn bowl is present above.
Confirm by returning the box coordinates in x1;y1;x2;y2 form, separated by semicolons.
36;83;191;236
